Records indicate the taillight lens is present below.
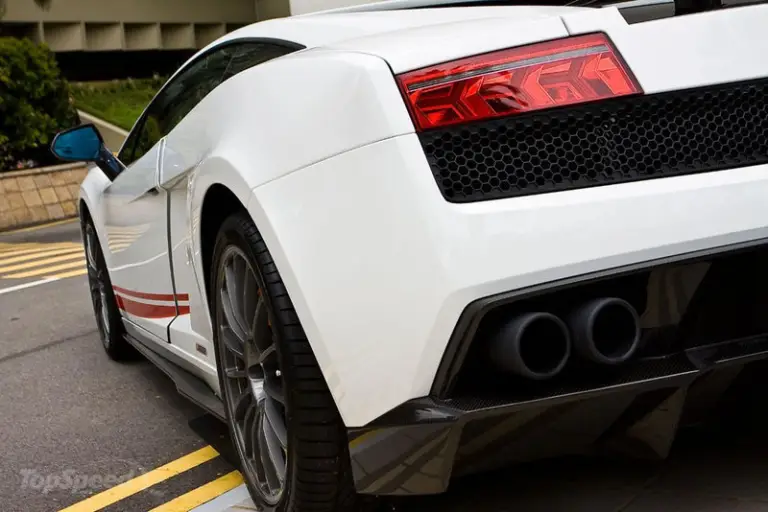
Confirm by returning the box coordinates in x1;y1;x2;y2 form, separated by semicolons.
397;33;642;131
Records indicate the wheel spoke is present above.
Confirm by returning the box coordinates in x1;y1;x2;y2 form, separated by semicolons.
264;377;285;405
243;403;259;459
225;367;246;379
252;297;272;352
234;388;251;421
264;397;288;449
258;412;283;490
221;283;248;345
225;259;249;337
220;326;245;360
262;411;286;483
258;344;276;365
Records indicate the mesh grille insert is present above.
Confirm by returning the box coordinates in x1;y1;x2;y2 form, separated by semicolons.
419;79;768;203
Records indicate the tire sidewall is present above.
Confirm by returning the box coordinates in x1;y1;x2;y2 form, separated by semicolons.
83;219;124;353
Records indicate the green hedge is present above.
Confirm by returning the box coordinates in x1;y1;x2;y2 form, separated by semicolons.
0;37;79;170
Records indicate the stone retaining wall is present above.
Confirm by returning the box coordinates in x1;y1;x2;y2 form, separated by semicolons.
0;163;88;231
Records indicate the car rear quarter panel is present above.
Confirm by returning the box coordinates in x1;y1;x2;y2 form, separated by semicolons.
180;48;418;406
187;47;415;193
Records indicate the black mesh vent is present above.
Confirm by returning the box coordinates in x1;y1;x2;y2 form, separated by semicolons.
419;79;768;203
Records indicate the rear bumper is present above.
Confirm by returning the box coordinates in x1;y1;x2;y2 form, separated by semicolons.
347;357;768;496
347;238;768;495
250;132;768;429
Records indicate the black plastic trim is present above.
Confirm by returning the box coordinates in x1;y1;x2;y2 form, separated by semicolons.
349;332;768;495
420;77;768;202
124;333;226;421
431;237;768;398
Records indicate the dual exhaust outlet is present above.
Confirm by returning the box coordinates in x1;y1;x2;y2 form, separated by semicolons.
489;298;641;380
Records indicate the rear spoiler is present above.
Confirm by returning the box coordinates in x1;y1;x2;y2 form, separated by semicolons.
614;0;766;23
311;0;767;23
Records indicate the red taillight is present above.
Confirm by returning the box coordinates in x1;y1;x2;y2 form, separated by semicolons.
397;33;642;131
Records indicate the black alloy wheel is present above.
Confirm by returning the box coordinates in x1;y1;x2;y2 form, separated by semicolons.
83;219;132;360
217;244;288;504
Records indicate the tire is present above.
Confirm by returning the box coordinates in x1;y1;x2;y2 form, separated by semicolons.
82;218;135;361
211;212;357;512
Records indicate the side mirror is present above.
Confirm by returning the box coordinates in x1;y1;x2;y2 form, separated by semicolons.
51;124;125;180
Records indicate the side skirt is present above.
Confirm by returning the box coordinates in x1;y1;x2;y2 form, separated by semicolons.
124;332;226;422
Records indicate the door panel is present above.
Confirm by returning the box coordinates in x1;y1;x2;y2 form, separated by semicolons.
163;142;217;370
102;139;178;342
161;42;299;367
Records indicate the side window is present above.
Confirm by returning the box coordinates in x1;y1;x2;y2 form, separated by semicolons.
116;123;143;167
115;41;300;168
118;47;234;166
159;47;236;135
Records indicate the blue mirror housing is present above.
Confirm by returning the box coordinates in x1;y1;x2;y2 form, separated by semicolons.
50;124;125;180
51;124;103;162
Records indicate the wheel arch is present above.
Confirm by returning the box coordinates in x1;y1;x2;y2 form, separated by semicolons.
79;199;90;220
196;178;347;422
199;183;248;306
77;167;111;255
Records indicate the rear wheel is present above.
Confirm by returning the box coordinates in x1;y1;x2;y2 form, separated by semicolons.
83;219;133;360
211;212;357;512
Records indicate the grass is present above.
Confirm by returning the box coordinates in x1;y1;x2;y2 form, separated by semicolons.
70;77;165;131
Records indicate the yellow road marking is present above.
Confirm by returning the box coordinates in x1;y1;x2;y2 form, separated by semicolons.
0;244;82;261
1;218;77;234
0;252;85;273
57;446;220;512
49;268;89;279
0;243;36;254
349;429;381;449
4;259;86;278
147;471;244;512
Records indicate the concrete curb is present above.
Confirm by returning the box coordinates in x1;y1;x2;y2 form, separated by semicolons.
188;485;255;512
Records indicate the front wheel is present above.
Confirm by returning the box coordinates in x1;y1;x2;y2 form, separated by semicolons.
211;212;357;512
83;219;133;360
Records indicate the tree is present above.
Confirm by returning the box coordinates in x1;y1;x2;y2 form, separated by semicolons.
0;0;52;20
0;35;79;169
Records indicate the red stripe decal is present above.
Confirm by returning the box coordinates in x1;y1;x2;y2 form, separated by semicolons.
116;295;178;319
112;286;189;302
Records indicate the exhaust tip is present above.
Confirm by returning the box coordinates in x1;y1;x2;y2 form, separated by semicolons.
570;297;641;365
490;312;571;381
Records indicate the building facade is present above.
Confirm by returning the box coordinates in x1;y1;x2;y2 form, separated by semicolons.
0;0;382;53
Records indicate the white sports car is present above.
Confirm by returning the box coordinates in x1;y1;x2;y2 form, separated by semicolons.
51;0;768;509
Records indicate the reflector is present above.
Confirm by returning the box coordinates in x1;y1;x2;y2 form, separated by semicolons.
397;33;642;131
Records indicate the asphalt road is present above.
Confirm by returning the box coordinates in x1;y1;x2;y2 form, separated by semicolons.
4;220;768;512
0;221;235;512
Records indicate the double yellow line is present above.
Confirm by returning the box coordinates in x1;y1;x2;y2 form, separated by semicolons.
58;446;243;512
